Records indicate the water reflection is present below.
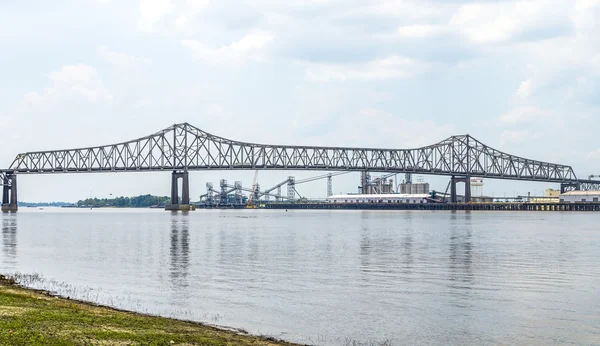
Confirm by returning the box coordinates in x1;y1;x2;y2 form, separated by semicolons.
218;230;236;267
359;228;372;272
401;230;414;275
247;233;259;263
4;209;599;345
359;212;405;282
447;212;474;299
2;215;17;266
169;215;190;289
401;212;414;275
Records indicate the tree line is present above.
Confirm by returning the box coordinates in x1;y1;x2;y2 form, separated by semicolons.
18;202;72;207
77;194;171;208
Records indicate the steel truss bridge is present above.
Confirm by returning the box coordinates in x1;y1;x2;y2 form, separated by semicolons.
2;122;598;211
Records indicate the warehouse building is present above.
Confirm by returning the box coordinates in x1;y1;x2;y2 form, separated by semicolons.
559;191;600;203
327;194;431;204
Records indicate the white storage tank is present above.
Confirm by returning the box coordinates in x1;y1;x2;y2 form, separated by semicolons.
399;183;430;194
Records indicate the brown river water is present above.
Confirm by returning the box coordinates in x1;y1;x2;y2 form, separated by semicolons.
1;208;599;345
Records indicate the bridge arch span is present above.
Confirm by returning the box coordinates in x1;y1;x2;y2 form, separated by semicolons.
3;122;599;211
7;123;579;183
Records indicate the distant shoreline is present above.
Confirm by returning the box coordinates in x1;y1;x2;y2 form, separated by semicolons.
18;205;163;209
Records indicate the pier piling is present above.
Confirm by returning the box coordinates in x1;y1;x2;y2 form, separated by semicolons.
1;173;18;213
166;171;194;211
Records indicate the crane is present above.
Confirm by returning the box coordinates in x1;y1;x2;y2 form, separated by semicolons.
366;172;401;194
206;171;351;206
202;178;295;207
369;172;398;187
246;170;260;208
291;171;350;199
260;177;293;201
294;171;350;185
221;182;290;200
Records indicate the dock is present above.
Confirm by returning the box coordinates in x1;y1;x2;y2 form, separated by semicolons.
264;202;600;211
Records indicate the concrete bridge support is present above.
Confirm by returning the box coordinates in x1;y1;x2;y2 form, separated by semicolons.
1;173;18;213
450;176;471;203
450;176;457;203
166;171;194;211
464;177;471;203
2;175;8;205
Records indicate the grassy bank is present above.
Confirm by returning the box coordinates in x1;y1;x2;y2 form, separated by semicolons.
0;275;301;346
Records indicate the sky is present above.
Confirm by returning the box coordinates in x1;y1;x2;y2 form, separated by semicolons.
0;0;599;202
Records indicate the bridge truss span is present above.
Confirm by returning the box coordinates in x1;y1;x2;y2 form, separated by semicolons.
9;123;579;184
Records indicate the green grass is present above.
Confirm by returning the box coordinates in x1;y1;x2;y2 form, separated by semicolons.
0;275;301;346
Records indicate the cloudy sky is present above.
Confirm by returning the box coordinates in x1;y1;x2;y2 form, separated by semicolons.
1;0;599;202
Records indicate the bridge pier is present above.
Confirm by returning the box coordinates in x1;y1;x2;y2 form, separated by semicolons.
464;176;471;203
1;173;18;213
166;170;194;211
450;176;457;203
2;175;8;205
449;176;471;203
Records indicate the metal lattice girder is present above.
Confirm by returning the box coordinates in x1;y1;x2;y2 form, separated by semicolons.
0;171;12;187
562;182;600;192
7;123;581;184
580;182;600;191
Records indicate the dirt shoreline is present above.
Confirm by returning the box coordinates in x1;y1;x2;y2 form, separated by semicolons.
0;275;305;345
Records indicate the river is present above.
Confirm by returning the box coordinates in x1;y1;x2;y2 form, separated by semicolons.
1;208;599;345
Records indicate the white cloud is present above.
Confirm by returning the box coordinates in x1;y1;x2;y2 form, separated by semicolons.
305;56;426;82
516;79;534;98
500;130;529;144
96;46;151;68
182;32;274;64
25;64;112;105
577;0;600;9
450;4;511;43
333;108;454;148
175;0;210;30
450;1;570;44
355;1;448;21
138;0;175;32
498;106;548;125
0;112;16;130
137;0;210;32
591;55;600;74
587;149;600;160
395;24;443;39
207;103;223;114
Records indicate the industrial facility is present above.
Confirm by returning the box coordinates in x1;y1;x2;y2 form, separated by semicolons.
198;171;344;208
558;175;600;203
197;172;448;208
327;194;432;204
560;191;600;203
195;169;600;210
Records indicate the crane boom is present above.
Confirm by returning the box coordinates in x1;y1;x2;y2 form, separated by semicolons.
261;177;292;195
247;170;259;206
370;172;398;184
295;171;349;185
